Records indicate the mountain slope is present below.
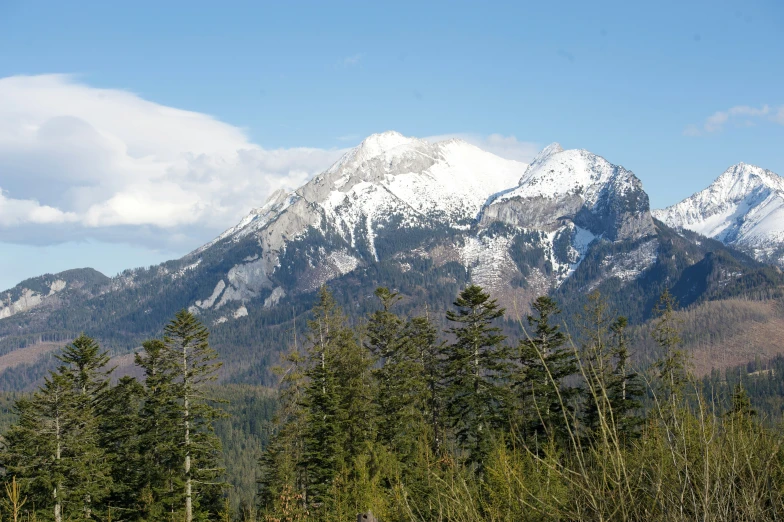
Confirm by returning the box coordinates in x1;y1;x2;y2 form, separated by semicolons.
1;133;782;390
653;163;784;266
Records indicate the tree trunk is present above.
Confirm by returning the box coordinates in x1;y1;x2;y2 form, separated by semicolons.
55;416;62;522
184;343;192;522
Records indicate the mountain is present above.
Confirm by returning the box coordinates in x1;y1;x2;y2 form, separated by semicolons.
653;163;784;266
0;133;782;390
0;268;109;321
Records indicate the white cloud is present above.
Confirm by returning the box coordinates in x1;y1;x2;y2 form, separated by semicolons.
685;104;783;135
425;133;539;164
0;75;346;249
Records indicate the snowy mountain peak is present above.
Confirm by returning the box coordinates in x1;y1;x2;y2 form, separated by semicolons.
485;146;654;241
653;163;784;265
527;142;564;173
355;130;420;159
711;163;784;196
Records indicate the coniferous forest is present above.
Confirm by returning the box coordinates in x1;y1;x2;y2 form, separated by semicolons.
2;285;784;521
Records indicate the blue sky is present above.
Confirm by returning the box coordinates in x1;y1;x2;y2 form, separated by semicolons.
0;0;783;289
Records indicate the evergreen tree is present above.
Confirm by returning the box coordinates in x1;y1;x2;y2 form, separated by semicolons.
162;310;226;522
405;315;444;455
516;296;577;445
366;288;428;459
606;316;644;439
441;284;510;469
135;339;182;520
98;376;145;518
55;334;114;519
1;372;77;522
1;335;114;521
577;294;643;442
652;289;690;403
258;346;307;515
299;287;366;506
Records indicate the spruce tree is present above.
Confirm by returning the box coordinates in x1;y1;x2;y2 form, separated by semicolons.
577;294;642;442
652;289;689;404
366;287;427;458
2;372;77;522
55;334;114;519
441;284;510;469
299;287;374;509
606;316;644;440
258;347;307;515
1;335;114;521
98;376;145;517
405;315;443;455
516;296;577;445
135;339;183;519
162;310;226;522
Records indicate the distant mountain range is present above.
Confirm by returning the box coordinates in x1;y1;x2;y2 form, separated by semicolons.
1;131;783;389
654;163;784;266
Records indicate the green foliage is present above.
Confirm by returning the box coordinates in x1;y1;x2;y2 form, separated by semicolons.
441;285;511;470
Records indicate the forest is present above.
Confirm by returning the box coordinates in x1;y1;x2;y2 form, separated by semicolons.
2;284;784;521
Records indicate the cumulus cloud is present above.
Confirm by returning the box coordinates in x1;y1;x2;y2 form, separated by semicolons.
684;104;783;135
0;75;346;249
425;133;539;164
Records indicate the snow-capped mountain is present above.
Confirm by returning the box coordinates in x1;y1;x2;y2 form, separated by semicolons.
653;163;784;266
180;134;658;317
3;131;782;389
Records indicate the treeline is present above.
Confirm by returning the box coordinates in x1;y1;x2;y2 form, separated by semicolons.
0;310;226;522
258;285;784;521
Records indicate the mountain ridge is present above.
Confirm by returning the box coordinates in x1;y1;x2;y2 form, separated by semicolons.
1;132;783;390
654;162;784;266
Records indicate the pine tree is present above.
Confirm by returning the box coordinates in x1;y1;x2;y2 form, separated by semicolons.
516;296;577;445
1;335;114;521
1;372;78;522
162;310;226;522
135;339;182;519
55;334;114;519
652;289;689;404
405;315;443;455
98;376;145;517
299;287;374;508
366;288;428;459
441;284;510;469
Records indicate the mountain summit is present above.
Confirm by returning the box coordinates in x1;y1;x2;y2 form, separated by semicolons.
653;163;784;265
2;133;781;390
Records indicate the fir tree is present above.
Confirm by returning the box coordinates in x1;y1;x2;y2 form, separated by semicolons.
98;376;145;517
366;288;428;459
516;296;577;445
405;315;443;455
135;339;182;519
2;372;78;522
652;289;690;403
162;310;226;522
55;334;114;519
442;284;510;469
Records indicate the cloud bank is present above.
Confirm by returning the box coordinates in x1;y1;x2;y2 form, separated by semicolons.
0;75;538;253
0;75;346;249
